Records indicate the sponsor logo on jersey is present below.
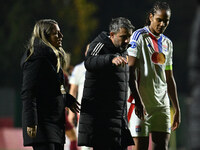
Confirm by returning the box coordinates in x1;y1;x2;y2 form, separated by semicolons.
151;52;166;65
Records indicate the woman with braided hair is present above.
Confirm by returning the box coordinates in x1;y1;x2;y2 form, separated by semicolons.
128;1;181;150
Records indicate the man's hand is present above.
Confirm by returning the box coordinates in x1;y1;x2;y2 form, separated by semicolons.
27;125;37;138
112;56;128;66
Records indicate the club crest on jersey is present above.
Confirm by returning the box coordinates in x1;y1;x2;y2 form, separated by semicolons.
130;41;137;48
135;125;141;132
163;45;167;48
162;45;168;52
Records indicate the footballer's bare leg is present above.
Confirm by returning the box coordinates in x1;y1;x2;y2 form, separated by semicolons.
151;131;170;150
132;137;149;150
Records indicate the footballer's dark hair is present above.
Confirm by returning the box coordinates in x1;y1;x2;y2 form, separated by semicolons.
145;1;171;26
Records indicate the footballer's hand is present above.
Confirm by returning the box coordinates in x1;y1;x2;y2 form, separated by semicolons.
171;110;181;131
135;102;147;120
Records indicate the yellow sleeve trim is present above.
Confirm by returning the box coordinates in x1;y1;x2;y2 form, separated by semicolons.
165;65;173;70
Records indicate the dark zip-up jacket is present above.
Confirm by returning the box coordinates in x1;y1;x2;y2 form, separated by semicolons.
78;32;134;148
21;38;75;146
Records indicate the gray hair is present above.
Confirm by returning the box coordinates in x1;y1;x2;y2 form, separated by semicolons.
109;17;135;33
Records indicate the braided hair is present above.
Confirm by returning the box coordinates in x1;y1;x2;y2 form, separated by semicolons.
145;1;171;26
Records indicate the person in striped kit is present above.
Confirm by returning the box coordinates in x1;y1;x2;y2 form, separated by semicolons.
127;1;181;150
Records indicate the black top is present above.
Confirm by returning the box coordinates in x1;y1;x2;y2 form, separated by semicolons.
21;38;75;146
78;32;134;148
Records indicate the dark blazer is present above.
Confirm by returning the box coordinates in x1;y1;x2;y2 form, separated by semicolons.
78;32;134;148
21;39;75;146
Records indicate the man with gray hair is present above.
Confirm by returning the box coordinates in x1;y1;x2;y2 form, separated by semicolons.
78;17;135;150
